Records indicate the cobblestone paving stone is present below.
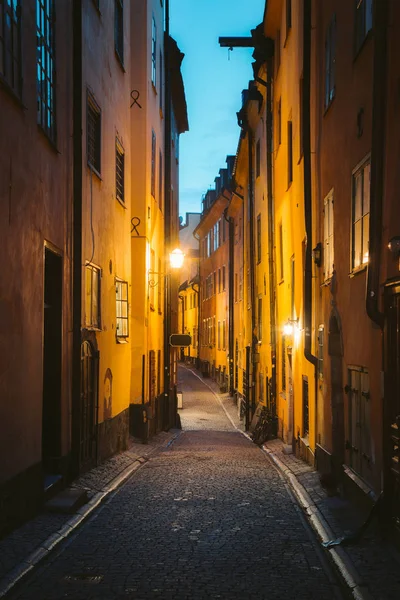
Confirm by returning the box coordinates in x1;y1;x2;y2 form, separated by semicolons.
7;368;345;600
264;439;400;600
0;433;174;584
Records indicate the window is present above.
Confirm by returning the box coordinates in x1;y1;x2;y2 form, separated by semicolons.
159;149;163;210
299;77;303;157
355;0;373;54
256;139;261;178
234;273;238;302
85;264;101;328
258;298;262;341
218;268;221;293
115;0;124;64
214;221;219;252
290;255;295;319
87;93;101;173
157;258;162;313
239;268;243;301
222;320;226;350
257;214;262;263
285;0;292;41
159;50;163;109
222;265;226;291
218;321;221;350
318;325;324;380
116;279;129;339
116;139;124;203
323;189;334;280
36;0;56;141
346;367;371;479
351;157;370;271
277;98;282;146
325;14;336;109
151;130;156;197
287;121;293;186
213;271;216;295
0;0;21;96
278;222;284;281
281;335;286;391
275;29;281;74
303;377;309;437
150;249;155;309
151;16;157;87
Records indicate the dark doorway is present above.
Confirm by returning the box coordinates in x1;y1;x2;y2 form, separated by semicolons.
42;247;63;474
384;283;400;530
80;339;98;470
302;376;309;437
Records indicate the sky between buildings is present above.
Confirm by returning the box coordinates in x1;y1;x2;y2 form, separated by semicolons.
170;0;266;218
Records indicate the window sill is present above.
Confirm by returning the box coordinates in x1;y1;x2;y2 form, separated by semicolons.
279;391;287;400
151;82;157;95
85;326;102;332
320;276;333;287
353;29;373;63
323;95;335;117
115;50;125;72
278;279;284;286
116;196;126;209
349;264;368;278
0;76;25;110
116;337;129;344
38;125;59;154
88;164;102;180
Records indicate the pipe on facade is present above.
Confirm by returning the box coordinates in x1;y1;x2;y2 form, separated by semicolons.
178;295;185;333
224;208;235;395
366;0;387;330
248;126;257;417
71;0;83;478
193;232;201;368
163;0;172;429
303;0;318;435
265;47;276;407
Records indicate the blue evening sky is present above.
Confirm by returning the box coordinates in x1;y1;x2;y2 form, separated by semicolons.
170;0;265;218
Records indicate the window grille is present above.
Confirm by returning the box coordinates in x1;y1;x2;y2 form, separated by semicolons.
116;139;124;202
151;16;156;86
116;280;129;339
325;14;336;108
36;0;56;140
115;0;123;64
346;367;371;480
355;0;372;54
151;130;156;197
324;190;334;280
85;264;101;328
351;157;370;270
0;0;21;96
87;94;101;173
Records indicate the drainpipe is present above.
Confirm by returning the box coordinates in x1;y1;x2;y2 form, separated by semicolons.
164;0;172;429
224;208;235;395
248;126;257;417
303;0;318;444
178;295;184;333
71;0;83;479
265;45;277;412
366;0;387;330
191;281;199;362
192;231;201;369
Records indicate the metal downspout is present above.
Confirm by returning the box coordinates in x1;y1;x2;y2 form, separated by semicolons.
366;0;387;330
248;128;257;418
303;0;318;446
224;209;235;395
71;0;83;478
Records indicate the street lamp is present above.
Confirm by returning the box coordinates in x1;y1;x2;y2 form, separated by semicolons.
169;248;185;269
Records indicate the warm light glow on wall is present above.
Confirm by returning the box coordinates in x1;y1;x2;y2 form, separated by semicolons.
169;248;185;269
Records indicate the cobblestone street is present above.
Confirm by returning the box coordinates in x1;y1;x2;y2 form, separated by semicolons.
5;367;346;600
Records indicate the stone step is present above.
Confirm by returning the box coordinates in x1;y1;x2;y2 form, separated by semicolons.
44;488;89;514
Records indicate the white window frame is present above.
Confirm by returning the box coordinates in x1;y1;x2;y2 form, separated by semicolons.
351;156;370;272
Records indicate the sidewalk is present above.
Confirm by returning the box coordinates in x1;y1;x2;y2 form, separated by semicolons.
0;431;178;598
180;364;400;600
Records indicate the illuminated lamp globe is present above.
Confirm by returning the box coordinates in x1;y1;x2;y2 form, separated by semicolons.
169;248;185;269
283;322;294;336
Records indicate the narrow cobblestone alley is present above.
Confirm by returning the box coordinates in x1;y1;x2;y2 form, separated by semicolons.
7;367;346;600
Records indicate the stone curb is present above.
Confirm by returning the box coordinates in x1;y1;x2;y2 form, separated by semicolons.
0;434;180;599
262;445;375;600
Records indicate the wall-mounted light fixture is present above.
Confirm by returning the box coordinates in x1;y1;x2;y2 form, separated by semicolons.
283;318;299;336
388;236;400;255
312;242;322;267
148;248;185;288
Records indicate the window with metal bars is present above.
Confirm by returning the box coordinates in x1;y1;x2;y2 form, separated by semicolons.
36;0;56;141
151;129;156;197
87;93;101;173
115;0;123;65
151;16;156;87
0;0;21;96
116;279;128;339
85;264;101;329
116;139;124;202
